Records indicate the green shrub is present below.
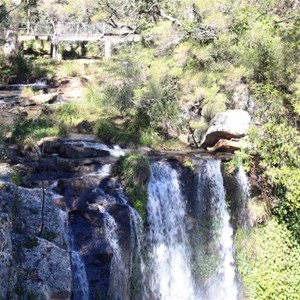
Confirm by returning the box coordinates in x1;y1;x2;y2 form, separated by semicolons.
11;116;59;144
10;171;22;186
93;119;135;144
113;152;150;220
235;219;300;300
55;102;80;125
10;52;31;75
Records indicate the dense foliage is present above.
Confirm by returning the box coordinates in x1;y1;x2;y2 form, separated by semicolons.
1;0;300;298
236;220;300;300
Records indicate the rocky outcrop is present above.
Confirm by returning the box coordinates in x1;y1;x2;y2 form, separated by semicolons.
207;138;249;152
15;237;71;300
3;30;18;57
0;164;72;299
200;110;251;150
226;83;255;116
48;76;88;101
23;93;61;106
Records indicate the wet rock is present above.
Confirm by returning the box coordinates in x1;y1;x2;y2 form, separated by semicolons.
58;144;110;159
249;176;262;198
200;110;251;149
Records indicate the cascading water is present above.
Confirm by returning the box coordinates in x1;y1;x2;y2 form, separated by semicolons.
128;206;145;299
235;165;250;227
48;183;89;300
70;250;90;300
145;161;196;300
104;212;130;300
195;160;238;300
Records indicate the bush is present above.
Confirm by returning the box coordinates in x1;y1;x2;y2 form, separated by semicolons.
11;116;59;144
93;119;135;145
235;219;300;300
113;152;150;220
55;103;80;125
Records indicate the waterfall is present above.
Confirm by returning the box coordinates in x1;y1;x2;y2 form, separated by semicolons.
128;206;145;299
67;228;90;300
70;250;90;300
195;160;238;300
96;163;112;175
235;165;250;228
104;212;130;300
48;183;89;300
145;161;196;300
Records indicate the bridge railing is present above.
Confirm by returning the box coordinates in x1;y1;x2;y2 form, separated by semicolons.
16;21;110;37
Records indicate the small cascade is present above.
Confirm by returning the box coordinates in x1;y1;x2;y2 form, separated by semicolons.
96;163;112;175
128;206;145;299
196;160;238;300
67;228;90;300
48;182;90;300
104;212;130;300
66;140;127;157
145;161;196;300
235;165;250;227
70;250;90;300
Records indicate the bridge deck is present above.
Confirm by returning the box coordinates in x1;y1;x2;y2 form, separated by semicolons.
18;34;141;43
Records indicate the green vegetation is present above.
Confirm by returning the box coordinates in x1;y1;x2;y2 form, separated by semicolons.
9;170;23;186
11;114;59;145
236;219;300;300
183;160;195;171
113;152;150;220
223;149;251;175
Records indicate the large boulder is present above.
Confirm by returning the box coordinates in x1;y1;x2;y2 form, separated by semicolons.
0;166;72;299
19;237;72;300
200;110;251;149
3;30;18;57
48;76;88;101
23;93;61;106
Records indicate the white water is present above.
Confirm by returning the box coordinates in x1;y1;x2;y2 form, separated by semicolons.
96;163;112;175
65;140;127;157
104;212;129;300
199;160;238;300
146;161;196;300
48;182;90;300
128;206;145;298
235;165;250;227
70;250;90;300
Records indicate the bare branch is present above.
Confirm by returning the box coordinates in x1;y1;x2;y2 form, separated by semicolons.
0;0;24;23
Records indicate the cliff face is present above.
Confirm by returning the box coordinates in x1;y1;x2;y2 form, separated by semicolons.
0;165;72;300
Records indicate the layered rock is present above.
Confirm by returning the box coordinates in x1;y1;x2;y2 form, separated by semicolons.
200;109;251;151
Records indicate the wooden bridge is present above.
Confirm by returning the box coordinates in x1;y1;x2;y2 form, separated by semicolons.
14;21;141;58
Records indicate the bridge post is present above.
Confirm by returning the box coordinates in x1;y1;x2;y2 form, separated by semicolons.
51;42;58;59
104;40;111;59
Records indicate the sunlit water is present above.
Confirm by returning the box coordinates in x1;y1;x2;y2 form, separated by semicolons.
104;212;130;300
145;161;196;300
48;183;89;300
196;160;238;300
